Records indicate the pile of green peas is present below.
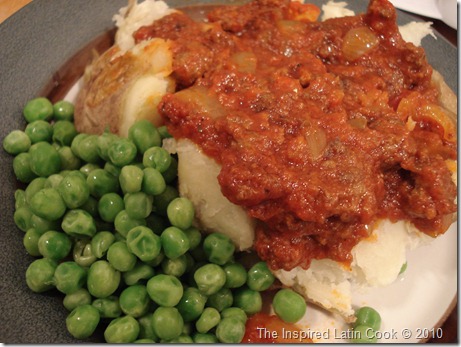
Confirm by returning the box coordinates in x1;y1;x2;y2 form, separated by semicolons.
4;96;312;343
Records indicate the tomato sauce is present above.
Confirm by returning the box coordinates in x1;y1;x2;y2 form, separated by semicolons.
134;0;457;270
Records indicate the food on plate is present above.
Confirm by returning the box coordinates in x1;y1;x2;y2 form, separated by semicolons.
4;0;457;343
73;0;457;322
5;97;289;342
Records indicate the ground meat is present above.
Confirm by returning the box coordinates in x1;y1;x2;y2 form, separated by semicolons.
137;0;457;270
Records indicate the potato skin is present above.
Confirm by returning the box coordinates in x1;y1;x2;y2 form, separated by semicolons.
74;39;174;136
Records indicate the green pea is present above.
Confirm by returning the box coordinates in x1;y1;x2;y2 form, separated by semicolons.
66;304;100;339
79;162;100;177
153;185;179;217
3;129;31;155
184;227;202;250
104;315;140;343
135;338;155;343
176;287;207;323
44;173;64;189
92;296;122;319
25;120;53;144
38;230;72;260
221;307;247;324
58;171;90;209
166;334;194;343
104;161;121;178
166;197;195;230
73;239;97;267
123;262;155;286
98;193;124;223
25;258;57;292
119;284;150;318
45;178;66;195
246;261;275;291
223;262;248;289
75;134;100;164
161;226;190;260
87;260;120;298
25;177;46;203
143;146;171;173
354;306;382;331
53;120;78;146
215;316;246;343
399;262;408;275
126;226;161;262
138;314;159;341
161;254;187;277
203;232;235;265
108;137;137;167
192;333;217;343
28;142;61;177
29;188;66;221
196;307;221;334
70;133;87;158
30;213;60;234
207;287;233;312
14;206;33;232
107;241;136;272
13;152;37;183
158;125;172;139
351;325;378;343
54;261;87;294
23;97;53;123
53;100;74;121
147;274;183;307
234;287;262;315
23;228;45;256
107;241;137;272
114;210;146;238
152;307;184;341
15;189;27;209
124;192;153;220
86;168;119;199
63;288;92;312
161;156;178;184
272;288;306;323
91;231;115;258
183;322;194;337
194;263;226;296
62;209;97;238
129;119;162;154
96;131;118;161
142;167;166;196
119;165;143;194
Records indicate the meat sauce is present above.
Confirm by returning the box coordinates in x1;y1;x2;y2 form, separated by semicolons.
134;0;457;271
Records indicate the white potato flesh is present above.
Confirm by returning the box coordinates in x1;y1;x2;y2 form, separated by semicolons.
113;0;175;52
173;138;255;251
121;74;173;137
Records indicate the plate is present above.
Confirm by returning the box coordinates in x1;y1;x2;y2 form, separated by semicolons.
0;0;457;343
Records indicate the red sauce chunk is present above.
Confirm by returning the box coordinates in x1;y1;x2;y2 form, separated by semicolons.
243;313;312;343
135;0;457;271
